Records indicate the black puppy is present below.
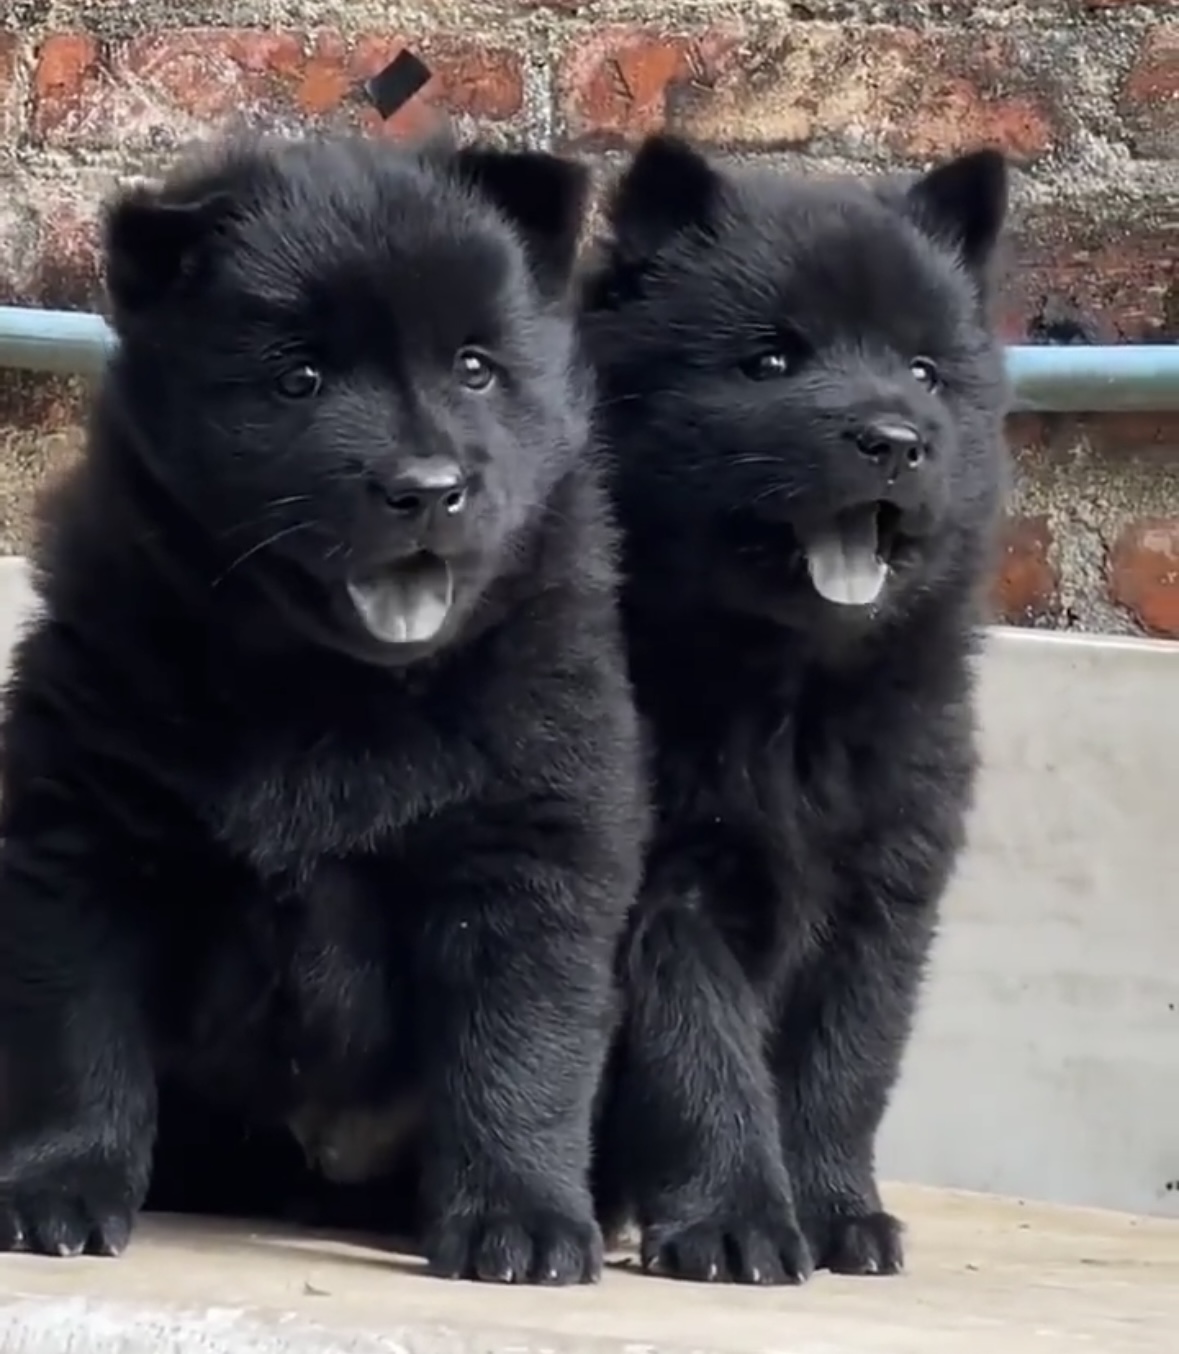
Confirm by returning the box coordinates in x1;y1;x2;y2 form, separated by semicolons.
0;132;646;1284
581;134;1009;1283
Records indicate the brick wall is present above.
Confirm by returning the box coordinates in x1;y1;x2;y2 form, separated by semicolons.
1;0;1176;635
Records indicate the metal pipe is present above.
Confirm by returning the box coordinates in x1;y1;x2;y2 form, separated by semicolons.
1007;345;1179;414
0;306;114;376
1;303;1178;412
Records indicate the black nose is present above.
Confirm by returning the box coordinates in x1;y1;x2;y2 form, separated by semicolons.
856;421;928;472
381;458;469;520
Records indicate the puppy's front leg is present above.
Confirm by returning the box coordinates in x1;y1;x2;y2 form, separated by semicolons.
412;807;620;1286
0;834;157;1257
594;894;812;1285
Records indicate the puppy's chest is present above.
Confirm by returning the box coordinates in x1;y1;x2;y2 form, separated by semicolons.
658;712;887;959
211;683;492;878
176;859;411;1117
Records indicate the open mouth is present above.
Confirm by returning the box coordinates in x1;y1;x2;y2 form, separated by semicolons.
802;503;902;608
346;552;454;645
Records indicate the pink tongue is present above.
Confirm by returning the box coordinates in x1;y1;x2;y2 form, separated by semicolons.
347;556;453;643
804;514;887;607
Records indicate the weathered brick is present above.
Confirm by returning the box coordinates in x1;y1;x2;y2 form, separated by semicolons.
1062;413;1179;463
31;30;524;148
1119;27;1178;160
1109;518;1179;638
0;373;85;557
556;23;1062;162
31;192;105;312
0;33;21;145
0;194;39;307
0;371;85;437
1008;413;1179;472
999;205;1178;344
991;515;1059;626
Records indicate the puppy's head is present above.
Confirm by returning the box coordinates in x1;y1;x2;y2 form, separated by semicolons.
103;133;592;664
581;134;1010;631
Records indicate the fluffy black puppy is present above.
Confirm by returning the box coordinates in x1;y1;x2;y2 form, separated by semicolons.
580;134;1009;1283
0;132;646;1284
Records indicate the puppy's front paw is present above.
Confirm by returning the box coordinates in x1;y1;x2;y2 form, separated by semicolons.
642;1188;813;1285
821;1209;904;1276
427;1193;603;1285
0;1157;141;1257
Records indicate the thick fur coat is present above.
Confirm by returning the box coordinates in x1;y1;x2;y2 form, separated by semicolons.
0;132;645;1284
580;135;1010;1283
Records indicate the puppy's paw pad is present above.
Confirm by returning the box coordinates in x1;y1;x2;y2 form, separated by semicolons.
0;1159;139;1258
0;1192;134;1258
428;1204;602;1285
825;1211;904;1276
643;1215;813;1286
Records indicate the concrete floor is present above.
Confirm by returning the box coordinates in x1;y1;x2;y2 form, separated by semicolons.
0;1186;1175;1353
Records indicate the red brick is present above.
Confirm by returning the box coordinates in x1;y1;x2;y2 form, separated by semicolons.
1119;27;1178;159
999;206;1178;344
345;35;523;138
1109;518;1179;638
556;29;739;148
31;34;101;138
30;30;524;148
556;23;1061;162
991;515;1059;626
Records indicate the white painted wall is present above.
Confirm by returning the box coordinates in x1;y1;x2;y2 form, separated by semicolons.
0;557;1174;1218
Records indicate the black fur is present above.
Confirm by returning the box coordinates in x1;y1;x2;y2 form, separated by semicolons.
0;132;646;1284
580;135;1009;1283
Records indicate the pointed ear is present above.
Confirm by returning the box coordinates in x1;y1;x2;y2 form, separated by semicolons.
452;147;591;297
906;148;1008;279
103;183;235;320
607;133;720;261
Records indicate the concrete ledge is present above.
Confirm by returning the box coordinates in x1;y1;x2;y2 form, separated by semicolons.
878;621;1179;1218
0;1187;1176;1353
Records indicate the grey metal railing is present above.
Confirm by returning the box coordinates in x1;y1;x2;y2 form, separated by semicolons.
0;303;1177;413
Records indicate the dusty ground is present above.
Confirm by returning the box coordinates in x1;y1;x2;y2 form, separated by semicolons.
0;1184;1175;1353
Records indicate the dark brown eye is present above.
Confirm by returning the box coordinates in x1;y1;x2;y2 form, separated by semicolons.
275;363;322;399
741;351;793;381
909;356;940;391
455;348;497;392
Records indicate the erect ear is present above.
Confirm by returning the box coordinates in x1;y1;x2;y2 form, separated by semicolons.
607;133;720;262
905;148;1008;279
452;146;591;297
103;182;235;321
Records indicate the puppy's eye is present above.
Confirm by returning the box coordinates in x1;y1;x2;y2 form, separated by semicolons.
275;363;322;400
909;357;940;391
455;348;497;392
741;351;793;381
